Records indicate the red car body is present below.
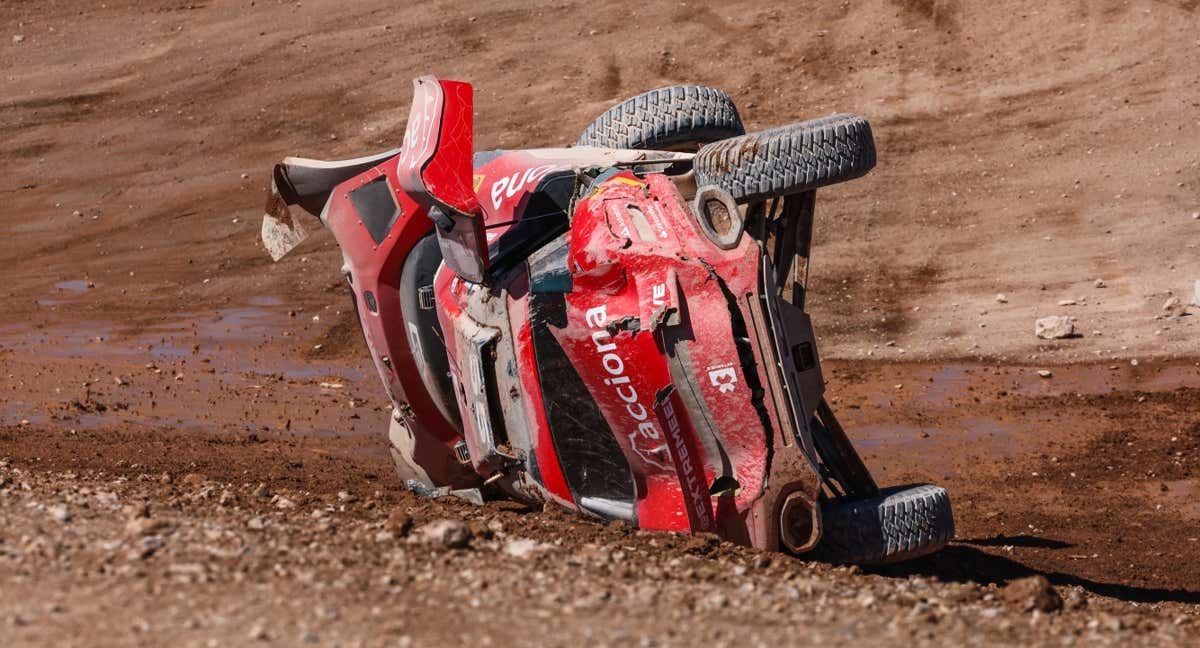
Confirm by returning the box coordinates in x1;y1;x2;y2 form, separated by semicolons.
263;77;957;563
290;78;826;551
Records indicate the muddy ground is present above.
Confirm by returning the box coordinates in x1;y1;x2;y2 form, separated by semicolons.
2;0;1200;645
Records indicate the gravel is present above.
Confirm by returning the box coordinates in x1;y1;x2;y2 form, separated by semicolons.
0;462;1194;646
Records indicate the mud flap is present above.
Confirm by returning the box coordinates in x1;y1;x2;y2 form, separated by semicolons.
261;175;309;261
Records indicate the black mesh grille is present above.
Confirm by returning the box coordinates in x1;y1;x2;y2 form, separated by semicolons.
528;290;636;507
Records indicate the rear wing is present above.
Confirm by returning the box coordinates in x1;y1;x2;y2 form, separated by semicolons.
396;77;489;283
260;76;487;281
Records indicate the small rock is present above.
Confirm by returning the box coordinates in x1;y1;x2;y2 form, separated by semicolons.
13;34;26;44
504;538;550;558
72;210;82;217
1003;575;1062;613
1094;278;1106;288
1163;296;1182;312
417;519;472;548
133;536;165;560
248;622;269;641
1057;299;1077;306
336;490;357;503
994;294;1008;303
240;173;250;179
48;504;71;523
247;516;267;531
385;511;413;537
1037;370;1053;378
1191;280;1200;307
252;483;271;498
1035;315;1075;340
1063;587;1088;611
181;473;205;486
125;517;170;537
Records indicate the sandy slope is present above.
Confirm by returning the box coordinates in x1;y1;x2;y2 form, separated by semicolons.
3;0;1198;360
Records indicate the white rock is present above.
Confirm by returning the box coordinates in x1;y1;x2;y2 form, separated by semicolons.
995;294;1008;303
504;538;550;558
1163;296;1182;312
48;504;71;522
1057;299;1077;306
1094;279;1106;288
417;519;472;548
1191;280;1200;307
1037;370;1053;378
1035;316;1075;340
12;34;25;44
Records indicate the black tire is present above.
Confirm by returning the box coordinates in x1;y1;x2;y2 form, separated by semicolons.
693;114;876;203
575;85;745;151
815;484;954;565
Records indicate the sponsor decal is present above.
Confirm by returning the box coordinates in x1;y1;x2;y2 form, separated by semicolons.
584;304;671;470
489;164;559;209
651;283;667;307
707;364;738;394
656;388;714;532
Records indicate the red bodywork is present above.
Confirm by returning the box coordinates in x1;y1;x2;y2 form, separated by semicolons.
318;78;822;550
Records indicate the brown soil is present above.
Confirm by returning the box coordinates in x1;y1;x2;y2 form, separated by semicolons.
2;0;1200;645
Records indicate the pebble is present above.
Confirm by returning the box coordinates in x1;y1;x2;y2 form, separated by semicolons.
995;294;1008;303
1037;370;1053;378
13;34;25;44
504;538;550;558
1163;296;1181;312
248;623;269;641
48;504;71;523
1003;575;1062;613
385;511;413;537
417;519;472;548
1094;278;1106;288
1035;315;1075;340
125;517;169;537
1057;299;1077;306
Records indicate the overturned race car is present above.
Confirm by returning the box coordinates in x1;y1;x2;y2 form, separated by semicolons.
261;77;954;564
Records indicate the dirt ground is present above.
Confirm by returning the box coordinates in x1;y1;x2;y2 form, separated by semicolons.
2;0;1199;645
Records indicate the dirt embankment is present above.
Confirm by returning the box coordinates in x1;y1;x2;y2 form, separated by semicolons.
2;0;1200;645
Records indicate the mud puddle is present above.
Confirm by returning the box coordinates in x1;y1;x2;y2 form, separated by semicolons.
0;297;375;439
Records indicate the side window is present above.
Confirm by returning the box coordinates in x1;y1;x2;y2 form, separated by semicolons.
348;176;401;244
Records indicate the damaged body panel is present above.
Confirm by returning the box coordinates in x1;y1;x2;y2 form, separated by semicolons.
260;76;954;563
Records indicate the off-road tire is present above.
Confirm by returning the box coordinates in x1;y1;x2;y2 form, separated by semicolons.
815;484;954;565
575;86;745;151
693;114;876;203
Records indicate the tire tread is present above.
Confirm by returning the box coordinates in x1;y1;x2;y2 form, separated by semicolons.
576;85;745;150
